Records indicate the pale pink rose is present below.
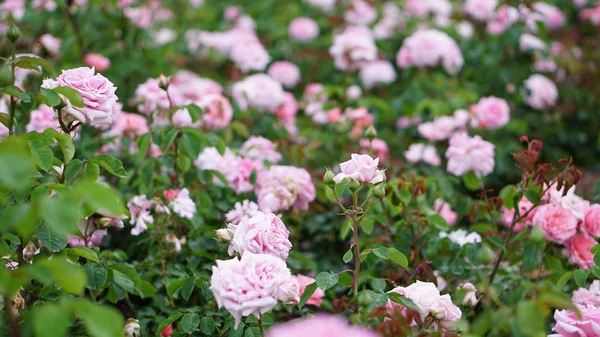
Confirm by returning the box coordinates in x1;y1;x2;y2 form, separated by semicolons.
165;233;182;253
397;29;463;75
460;282;478;307
404;143;441;166
344;0;377;25
464;0;498;21
456;21;474;38
32;0;56;11
26;105;60;133
41;67;118;127
39;34;61;56
234;15;256;31
329;26;378;71
532;203;578;244
346;85;362;100
267;314;381;337
171;108;193;127
405;0;452;18
500;197;536;232
0;0;25;20
551;305;600;336
581;4;600;25
210;252;292;328
573;281;600;307
232;74;284;112
574;0;588;7
255;165;315;212
471;96;510;130
520;34;547;52
440;229;482;246
333;154;385;184
229;42;271;73
169;188;196;219
171;70;223;103
292;275;324;307
528;2;565;31
83;54;111;72
134;77;183;115
103;109;149;138
560;193;590;221
289;17;319;42
68;221;106;248
163;189;179;201
224;6;241;20
360;138;389;160
240;136;282;164
196;94;233;130
229;212;292;260
418;116;458;141
225;200;261;226
359;60;397;89
434;199;457;226
327;108;342;123
584;204;600;237
397;115;421;129
387;281;462;323
273;92;298;122
523;74;558;109
564;234;596;269
127;195;154;235
445;132;495;178
268;61;301;89
487;5;519;35
226;158;261;194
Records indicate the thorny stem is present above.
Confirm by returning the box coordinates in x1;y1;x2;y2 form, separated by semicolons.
56;108;70;134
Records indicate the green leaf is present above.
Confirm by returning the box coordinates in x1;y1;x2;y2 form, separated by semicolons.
2;85;28;101
338;271;353;287
0;203;37;237
13;56;56;75
91;155;128;178
297;282;318;309
522;241;539;271
200;317;216;335
0;136;37;188
342;249;353;263
74;181;124;215
156;312;183;335
372;246;390;259
316;272;338;291
181;276;196;301
64;159;84;185
53;86;85;108
499;185;516;210
71;300;124;337
81;162;100;182
463;171;482;191
29;139;54;172
35;257;87;295
112;270;134;293
83;263;107;291
230;121;249;138
136;132;151;159
398;187;411;205
139;280;156;298
180;313;200;334
187;104;202;123
32;302;71;337
515;301;545;337
359;217;374;234
524;186;542;205
41;191;80;235
427;214;449;231
575;269;589;288
68;246;99;262
44;128;75;164
160;128;179;152
36;225;67;251
167;277;188;297
181;130;205;158
387;292;421;312
388;247;408;268
40;88;61;107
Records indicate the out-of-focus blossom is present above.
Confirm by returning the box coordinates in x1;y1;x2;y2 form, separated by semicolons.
289;17;320;42
487;5;519;35
360;138;389;160
267;314;381;337
39;34;61;56
460;282;479;306
440;229;482;246
456;21;474;38
520;34;547;52
500;197;536;232
523;74;558;109
527;2;565;31
255;165;315;212
464;0;498;21
344;0;377;25
127;195;153;235
445;132;495;178
304;0;336;12
346;85;362;100
292;275;324;307
232;74;284;112
197;94;233;130
225;200;261;226
229;42;271;73
397;29;463;75
26;105;60;133
359;60;397;89
434;199;457;226
240;136;282;164
268;61;301;89
404;143;441;166
329;26;378;71
471;96;510;130
165;234;182;253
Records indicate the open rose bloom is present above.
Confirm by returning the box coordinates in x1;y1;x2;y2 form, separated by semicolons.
333;153;385;184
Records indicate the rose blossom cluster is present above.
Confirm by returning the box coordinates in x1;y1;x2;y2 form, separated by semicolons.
329;26;378;71
225;211;292;260
404;143;441;166
288;17;319;42
550;281;600;336
302;83;329;124
387;281;462;326
127;188;197;235
417;109;469;141
523;74;558;109
267;314;380;337
232;74;285;112
359;60;397;89
445;132;496;178
41;67;118;127
332;153;385;185
372;2;403;40
396;29;464;75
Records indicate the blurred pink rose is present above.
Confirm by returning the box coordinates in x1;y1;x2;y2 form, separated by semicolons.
564;234;596;269
333;153;385;184
273;92;298;122
523;74;558;109
210;252;292;328
472;96;510;130
404;143;441;166
84;54;111;72
292;275;324;307
584;204;600;236
26;104;60;133
255;165;315;212
464;0;498;21
329;26;377;71
240;136;282;164
344;0;377;25
500;197;536;232
39;34;61;56
359;60;397;89
573;281;600;307
532;203;578;244
346;85;362;100
229;42;270;73
197;94;233;130
551;304;600;336
360;138;389;160
267;314;380;337
434;199;457;226
387;281;462;323
445;132;495;178
41;67;118;127
225;200;261;226
268;61;301;89
289;17;319;42
229;211;292;260
418;116;461;142
397;29;463;75
487;5;519;35
232;74;284;112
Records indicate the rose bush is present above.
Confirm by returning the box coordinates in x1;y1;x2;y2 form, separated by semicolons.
1;1;600;337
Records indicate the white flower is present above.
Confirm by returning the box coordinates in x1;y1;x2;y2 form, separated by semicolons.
170;188;197;219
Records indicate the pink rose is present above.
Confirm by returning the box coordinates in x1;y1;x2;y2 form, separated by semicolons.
83;54;111;72
288;17;320;42
292;275;324;307
445;132;495;178
333;154;385;184
523;74;558;110
255;165;316;212
564;234;596;269
232;74;284;112
39;34;61;56
500;197;536;232
210;252;292;328
240;136;282;164
359;60;397;89
464;0;498;21
584;204;600;236
225;200;261;226
387;281;462;323
229;42;271;73
41;67;118;126
197;94;233;130
434;199;457;226
532;203;578;244
472;96;510;130
573;281;600;307
267;314;381;337
228;211;292;260
26;104;60;133
346;85;362;100
329;26;378;71
360;138;389;160
396;29;463;74
268;61;301;89
551;305;600;336
344;0;377;25
273;92;298;123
